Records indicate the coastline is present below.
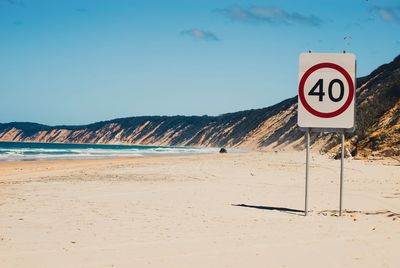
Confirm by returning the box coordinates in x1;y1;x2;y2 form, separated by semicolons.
0;141;222;162
0;151;399;267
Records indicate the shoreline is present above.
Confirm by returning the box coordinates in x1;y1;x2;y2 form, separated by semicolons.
0;149;398;165
0;142;224;162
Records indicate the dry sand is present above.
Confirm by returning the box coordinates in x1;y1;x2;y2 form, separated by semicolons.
0;151;399;267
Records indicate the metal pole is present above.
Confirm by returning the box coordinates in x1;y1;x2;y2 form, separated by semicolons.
305;128;310;216
339;130;345;216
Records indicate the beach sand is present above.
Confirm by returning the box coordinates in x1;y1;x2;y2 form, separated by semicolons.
0;151;399;267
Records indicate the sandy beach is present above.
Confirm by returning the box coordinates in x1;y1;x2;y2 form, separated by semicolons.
0;151;399;267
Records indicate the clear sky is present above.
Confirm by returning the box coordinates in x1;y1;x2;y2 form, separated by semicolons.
1;0;399;125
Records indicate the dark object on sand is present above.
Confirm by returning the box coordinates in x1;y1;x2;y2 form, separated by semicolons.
219;148;227;154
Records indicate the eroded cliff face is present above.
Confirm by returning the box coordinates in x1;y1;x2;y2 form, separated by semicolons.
0;98;297;149
1;56;399;158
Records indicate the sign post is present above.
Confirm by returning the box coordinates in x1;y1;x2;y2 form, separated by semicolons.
305;128;310;216
298;52;356;216
340;129;345;216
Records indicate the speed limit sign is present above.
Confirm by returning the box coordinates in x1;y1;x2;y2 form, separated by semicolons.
298;53;356;130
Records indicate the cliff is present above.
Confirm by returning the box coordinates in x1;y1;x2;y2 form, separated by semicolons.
1;55;399;158
0;97;297;148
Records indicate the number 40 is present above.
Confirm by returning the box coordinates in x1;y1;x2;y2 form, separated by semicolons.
309;79;344;102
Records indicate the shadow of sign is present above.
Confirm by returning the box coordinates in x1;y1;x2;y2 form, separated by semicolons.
232;204;304;216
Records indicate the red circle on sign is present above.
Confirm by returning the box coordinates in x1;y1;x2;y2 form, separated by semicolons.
298;62;354;118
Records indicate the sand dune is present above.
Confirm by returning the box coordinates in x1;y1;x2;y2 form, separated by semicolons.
0;152;399;267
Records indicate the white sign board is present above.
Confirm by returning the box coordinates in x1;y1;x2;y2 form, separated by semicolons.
297;53;356;130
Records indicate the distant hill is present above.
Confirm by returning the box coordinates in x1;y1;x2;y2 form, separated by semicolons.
0;97;297;148
1;55;399;158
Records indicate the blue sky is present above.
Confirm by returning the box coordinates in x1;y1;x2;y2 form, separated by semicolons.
1;0;399;125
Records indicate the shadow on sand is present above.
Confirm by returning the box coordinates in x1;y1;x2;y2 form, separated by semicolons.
232;204;305;216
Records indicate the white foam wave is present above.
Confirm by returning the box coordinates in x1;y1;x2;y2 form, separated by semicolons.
0;146;220;161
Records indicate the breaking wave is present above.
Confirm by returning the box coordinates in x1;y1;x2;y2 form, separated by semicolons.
0;142;220;161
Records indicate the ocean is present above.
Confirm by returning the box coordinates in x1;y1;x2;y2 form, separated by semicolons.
0;142;219;161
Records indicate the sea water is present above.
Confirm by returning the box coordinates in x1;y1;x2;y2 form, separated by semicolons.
0;142;218;161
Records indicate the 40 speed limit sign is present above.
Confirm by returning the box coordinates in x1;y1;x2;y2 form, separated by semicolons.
298;53;356;130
